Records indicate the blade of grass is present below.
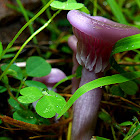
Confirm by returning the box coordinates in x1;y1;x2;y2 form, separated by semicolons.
16;0;38;45
93;0;97;16
41;0;60;34
107;0;128;24
135;0;140;8
57;71;140;118
111;124;117;140
52;74;76;90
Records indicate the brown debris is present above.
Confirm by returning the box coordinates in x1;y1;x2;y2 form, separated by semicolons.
0;0;41;25
0;115;72;132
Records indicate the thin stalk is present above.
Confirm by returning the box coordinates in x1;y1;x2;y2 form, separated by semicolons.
16;0;38;44
128;129;140;140
16;0;41;56
41;0;60;34
67;121;72;140
16;75;28;98
52;74;76;90
7;85;26;110
93;0;97;16
111;124;117;140
0;0;55;60
0;9;61;80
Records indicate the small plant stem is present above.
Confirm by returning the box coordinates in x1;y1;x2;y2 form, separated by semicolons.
104;93;140;109
128;129;140;140
52;74;76;90
16;75;28;98
123;122;138;140
0;0;55;60
114;123;126;137
7;85;26;109
41;0;60;34
16;0;38;44
93;0;97;16
0;9;61;80
111;124;117;140
67;121;72;140
16;0;41;56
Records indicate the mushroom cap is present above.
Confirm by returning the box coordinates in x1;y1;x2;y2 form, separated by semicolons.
68;35;77;53
67;10;140;44
67;10;140;73
32;68;66;87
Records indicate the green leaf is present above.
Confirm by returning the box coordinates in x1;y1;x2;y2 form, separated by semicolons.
106;0;128;24
25;80;47;90
119;121;133;126
13;110;37;124
0;86;7;93
63;111;69;118
76;65;82;78
68;0;76;2
6;47;19;53
0;119;2;124
8;98;23;110
91;136;110;140
112;34;140;56
133;121;140;132
35;114;51;125
1;54;15;59
110;34;140;73
133;133;140;140
79;5;90;14
1;64;23;80
119;81;138;95
0;137;12;140
5;69;18;78
98;110;112;124
61;46;72;54
110;85;124;96
125;121;140;140
0;41;3;56
133;116;139;122
52;74;75;90
26;56;51;77
35;90;66;118
57;71;140;118
1;75;9;85
18;87;43;103
50;0;84;10
135;0;140;8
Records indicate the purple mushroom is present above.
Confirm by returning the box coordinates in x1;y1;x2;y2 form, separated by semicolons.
68;35;80;94
32;68;66;108
67;10;140;140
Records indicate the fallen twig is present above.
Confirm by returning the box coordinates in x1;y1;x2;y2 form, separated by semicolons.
0;115;72;132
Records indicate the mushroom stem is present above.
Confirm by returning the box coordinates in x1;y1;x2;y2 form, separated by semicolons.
72;67;102;140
